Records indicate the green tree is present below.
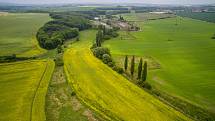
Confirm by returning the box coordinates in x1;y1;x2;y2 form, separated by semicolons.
57;45;63;53
96;30;102;47
142;61;148;82
137;58;143;79
124;55;128;71
130;56;135;77
102;25;106;35
76;36;80;41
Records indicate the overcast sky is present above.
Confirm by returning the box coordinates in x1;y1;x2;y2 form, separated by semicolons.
1;0;214;5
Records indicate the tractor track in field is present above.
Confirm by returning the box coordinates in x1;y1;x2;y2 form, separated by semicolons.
29;61;48;121
0;60;47;66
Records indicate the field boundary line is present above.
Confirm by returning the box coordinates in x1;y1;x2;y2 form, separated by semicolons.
0;60;46;66
29;61;48;121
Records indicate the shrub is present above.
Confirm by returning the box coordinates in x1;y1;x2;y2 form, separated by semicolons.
102;54;112;64
107;62;115;67
57;45;63;53
113;26;120;31
142;82;152;90
55;55;64;66
113;66;124;74
71;91;76;96
103;35;111;40
91;43;97;49
111;32;119;38
92;47;110;59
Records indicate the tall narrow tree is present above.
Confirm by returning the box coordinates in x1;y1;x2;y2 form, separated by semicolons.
102;25;106;35
96;29;103;47
124;55;128;71
130;56;135;77
96;33;101;47
137;58;143;79
142;61;148;82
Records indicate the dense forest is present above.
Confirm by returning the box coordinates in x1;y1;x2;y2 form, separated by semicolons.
37;12;92;49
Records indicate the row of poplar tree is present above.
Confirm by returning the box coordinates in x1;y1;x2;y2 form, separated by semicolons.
124;55;147;83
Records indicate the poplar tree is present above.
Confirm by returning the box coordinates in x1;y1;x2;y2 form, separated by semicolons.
96;30;103;47
96;33;101;47
124;55;128;71
142;61;148;82
130;56;135;77
137;58;143;79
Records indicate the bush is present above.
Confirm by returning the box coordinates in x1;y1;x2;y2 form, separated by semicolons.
71;91;76;96
107;62;115;67
113;66;124;74
55;55;64;66
57;45;63;53
103;35;111;40
91;43;97;49
111;32;119;38
92;47;110;59
102;54;112;64
142;82;152;90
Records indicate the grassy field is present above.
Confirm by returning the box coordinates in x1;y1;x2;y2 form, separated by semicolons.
64;30;191;121
0;13;51;57
0;60;54;121
120;12;175;21
104;13;215;112
177;11;215;23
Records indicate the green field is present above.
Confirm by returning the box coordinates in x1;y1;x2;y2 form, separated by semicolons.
0;13;51;57
0;60;54;121
177;11;215;23
104;13;215;112
120;12;175;21
64;30;191;121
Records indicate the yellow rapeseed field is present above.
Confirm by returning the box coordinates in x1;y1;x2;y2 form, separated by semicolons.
64;30;192;121
0;60;55;121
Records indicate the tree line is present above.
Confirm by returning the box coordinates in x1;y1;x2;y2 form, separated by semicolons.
92;25;148;83
212;33;215;39
95;25;119;47
92;25;123;73
37;12;91;50
124;55;148;84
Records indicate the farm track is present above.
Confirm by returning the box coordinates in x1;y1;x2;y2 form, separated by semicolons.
0;60;47;66
29;61;48;121
64;30;192;121
0;60;54;121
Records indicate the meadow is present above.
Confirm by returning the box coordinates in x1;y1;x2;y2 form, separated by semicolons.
64;30;191;121
177;11;215;23
120;12;175;21
104;13;215;112
0;13;51;57
0;60;54;121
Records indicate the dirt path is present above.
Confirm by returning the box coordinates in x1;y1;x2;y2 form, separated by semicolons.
45;66;100;121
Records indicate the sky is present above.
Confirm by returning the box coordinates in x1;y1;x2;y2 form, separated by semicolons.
1;0;214;5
